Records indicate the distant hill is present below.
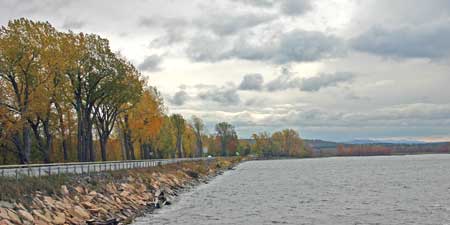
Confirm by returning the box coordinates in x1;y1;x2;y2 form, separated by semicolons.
345;139;427;145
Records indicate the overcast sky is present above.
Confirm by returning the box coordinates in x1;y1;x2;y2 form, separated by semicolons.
2;0;450;142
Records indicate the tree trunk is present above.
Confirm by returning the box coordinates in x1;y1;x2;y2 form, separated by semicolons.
43;119;52;163
12;133;25;164
23;125;31;164
120;128;128;160
55;102;68;161
76;103;84;161
139;140;144;159
127;134;135;160
123;115;134;160
147;144;152;159
143;142;151;159
86;119;95;162
221;138;227;157
100;135;108;161
82;114;89;162
30;121;51;163
196;138;203;157
176;135;183;158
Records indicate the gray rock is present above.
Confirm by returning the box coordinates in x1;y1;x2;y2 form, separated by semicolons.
0;201;14;209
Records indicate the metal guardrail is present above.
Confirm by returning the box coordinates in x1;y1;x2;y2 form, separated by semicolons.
0;157;215;178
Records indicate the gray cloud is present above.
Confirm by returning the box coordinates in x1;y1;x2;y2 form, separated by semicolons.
230;0;274;8
171;90;189;106
196;13;276;36
62;19;85;30
198;85;240;104
150;29;185;48
140;17;189;48
231;0;312;16
271;30;344;63
138;55;163;72
264;68;354;92
186;35;226;62
239;73;264;90
279;0;312;16
352;22;450;59
300;72;354;92
4;0;73;14
265;67;301;91
139;17;188;29
186;29;344;64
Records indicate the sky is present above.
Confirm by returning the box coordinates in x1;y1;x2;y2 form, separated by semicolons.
1;0;450;142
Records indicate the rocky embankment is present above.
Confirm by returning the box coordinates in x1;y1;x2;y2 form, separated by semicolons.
0;158;240;225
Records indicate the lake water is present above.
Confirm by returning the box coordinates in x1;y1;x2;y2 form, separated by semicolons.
133;154;450;225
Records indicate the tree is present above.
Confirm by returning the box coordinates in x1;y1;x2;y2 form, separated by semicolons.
93;59;142;161
170;114;186;158
252;132;273;157
238;140;252;156
191;116;205;157
0;19;59;163
215;122;237;156
182;124;197;157
62;32;121;161
155;116;176;158
126;88;164;160
271;129;301;157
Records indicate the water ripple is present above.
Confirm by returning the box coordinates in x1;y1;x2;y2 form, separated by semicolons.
133;154;450;225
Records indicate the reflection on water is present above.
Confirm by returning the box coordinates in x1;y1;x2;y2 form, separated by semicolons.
133;154;450;225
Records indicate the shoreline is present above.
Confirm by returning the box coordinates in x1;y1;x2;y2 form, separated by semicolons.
0;158;242;225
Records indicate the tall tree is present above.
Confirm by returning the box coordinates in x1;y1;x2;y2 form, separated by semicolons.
170;114;186;158
93;59;142;161
215;122;237;156
0;19;57;163
62;32;119;161
191;116;205;157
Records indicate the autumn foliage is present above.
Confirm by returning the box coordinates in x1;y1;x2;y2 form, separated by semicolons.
252;129;312;158
337;144;392;156
0;18;313;164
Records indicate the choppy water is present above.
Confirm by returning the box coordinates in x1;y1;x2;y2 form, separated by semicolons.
133;154;450;225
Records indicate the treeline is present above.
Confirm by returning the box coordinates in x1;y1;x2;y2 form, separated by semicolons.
337;145;392;156
0;18;311;165
252;129;312;158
